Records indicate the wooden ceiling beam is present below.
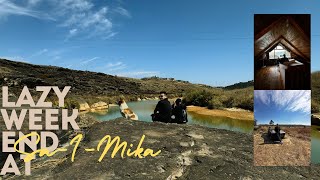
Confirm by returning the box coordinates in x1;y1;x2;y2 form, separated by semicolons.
255;35;309;62
255;15;310;60
287;16;310;43
255;16;286;41
280;37;309;62
255;36;283;59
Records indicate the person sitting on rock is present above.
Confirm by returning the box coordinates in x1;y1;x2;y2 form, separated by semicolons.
152;91;172;123
171;98;188;124
275;124;282;143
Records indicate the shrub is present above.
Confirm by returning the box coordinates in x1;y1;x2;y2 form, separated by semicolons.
183;87;253;111
236;98;253;111
312;100;320;113
222;96;234;108
208;98;223;109
184;90;213;107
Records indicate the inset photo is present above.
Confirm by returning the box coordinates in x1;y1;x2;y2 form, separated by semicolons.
254;90;311;166
311;72;320;164
254;14;310;90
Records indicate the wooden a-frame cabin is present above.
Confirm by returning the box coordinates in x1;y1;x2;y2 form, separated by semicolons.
254;14;310;90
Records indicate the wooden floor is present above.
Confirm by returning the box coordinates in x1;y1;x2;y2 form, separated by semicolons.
255;65;284;90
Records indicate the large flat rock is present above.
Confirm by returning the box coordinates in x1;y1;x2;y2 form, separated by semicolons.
4;118;320;179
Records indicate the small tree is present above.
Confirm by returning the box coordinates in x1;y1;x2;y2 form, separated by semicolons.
269;120;274;125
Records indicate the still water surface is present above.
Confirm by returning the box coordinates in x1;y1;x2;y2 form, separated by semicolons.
89;100;253;134
312;125;320;164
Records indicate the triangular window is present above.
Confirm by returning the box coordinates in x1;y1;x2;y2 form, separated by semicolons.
268;44;291;59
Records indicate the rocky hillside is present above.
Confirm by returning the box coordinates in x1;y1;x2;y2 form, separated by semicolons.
0;59;213;102
4;118;320;179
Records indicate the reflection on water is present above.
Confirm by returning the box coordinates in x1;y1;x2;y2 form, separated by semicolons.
187;112;253;133
89;100;253;134
312;125;320;164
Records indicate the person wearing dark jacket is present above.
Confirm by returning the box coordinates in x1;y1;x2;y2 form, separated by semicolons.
171;98;188;124
275;124;282;143
152;91;172;123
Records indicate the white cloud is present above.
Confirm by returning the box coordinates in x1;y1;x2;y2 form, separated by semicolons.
80;57;99;65
0;0;130;40
69;28;78;36
114;7;131;18
108;65;127;72
29;48;48;58
64;28;78;41
47;48;67;57
117;71;159;78
0;55;29;63
106;62;123;68
28;47;74;62
103;32;117;40
61;13;86;27
99;61;159;78
254;90;270;105
27;0;41;6
55;1;122;39
58;0;93;12
81;7;110;28
254;90;311;114
0;0;54;20
102;61;126;72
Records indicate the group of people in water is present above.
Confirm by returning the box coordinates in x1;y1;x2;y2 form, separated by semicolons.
151;91;188;124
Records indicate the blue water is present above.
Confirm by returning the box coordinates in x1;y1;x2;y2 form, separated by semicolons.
88;100;253;133
312;126;320;164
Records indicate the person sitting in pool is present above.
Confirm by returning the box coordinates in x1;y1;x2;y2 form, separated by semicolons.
151;91;172;123
171;98;188;124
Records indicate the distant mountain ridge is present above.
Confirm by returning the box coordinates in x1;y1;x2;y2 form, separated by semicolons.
223;80;254;90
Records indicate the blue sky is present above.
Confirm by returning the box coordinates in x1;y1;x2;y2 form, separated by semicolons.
254;90;311;125
0;0;319;86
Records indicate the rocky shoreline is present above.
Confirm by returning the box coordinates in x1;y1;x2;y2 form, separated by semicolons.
3;117;320;179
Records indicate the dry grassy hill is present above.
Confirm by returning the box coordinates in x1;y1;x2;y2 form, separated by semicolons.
0;58;214;104
0;58;253;110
